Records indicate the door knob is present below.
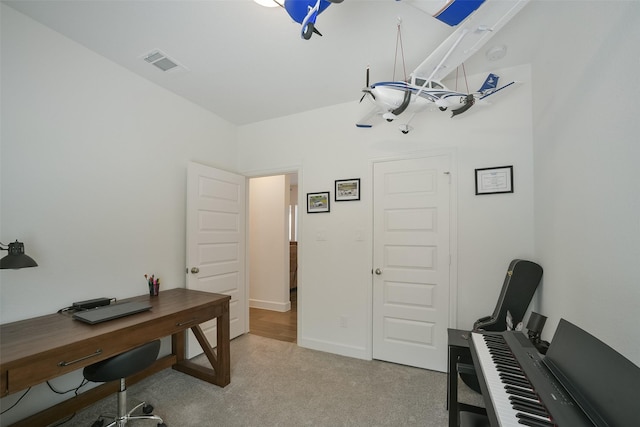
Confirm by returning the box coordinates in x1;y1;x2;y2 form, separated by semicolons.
190;267;200;274
375;268;382;275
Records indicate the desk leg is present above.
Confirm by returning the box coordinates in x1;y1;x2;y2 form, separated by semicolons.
172;305;231;387
172;330;186;363
215;303;231;386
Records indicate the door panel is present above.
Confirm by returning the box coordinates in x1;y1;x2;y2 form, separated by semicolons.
186;162;246;358
373;155;450;371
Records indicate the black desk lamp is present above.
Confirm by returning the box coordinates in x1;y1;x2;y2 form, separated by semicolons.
0;240;38;269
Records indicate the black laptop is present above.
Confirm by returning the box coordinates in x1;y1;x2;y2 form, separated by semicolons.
72;301;152;324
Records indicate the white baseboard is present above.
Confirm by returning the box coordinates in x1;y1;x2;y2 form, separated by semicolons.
249;298;291;312
298;336;370;361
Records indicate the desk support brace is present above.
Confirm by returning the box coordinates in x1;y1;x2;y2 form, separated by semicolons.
171;317;231;387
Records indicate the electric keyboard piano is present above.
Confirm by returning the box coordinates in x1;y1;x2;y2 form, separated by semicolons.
469;319;639;427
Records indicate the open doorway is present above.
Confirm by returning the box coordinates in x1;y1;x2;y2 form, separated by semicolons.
247;173;298;343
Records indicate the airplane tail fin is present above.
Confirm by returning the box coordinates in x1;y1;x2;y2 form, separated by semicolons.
478;73;499;94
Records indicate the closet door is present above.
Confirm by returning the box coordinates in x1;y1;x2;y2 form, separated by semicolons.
372;154;452;371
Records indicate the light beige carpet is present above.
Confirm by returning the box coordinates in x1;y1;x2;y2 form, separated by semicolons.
57;334;483;426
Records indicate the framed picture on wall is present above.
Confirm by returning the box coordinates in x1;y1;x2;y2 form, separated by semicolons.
335;178;360;201
475;165;514;195
307;191;330;213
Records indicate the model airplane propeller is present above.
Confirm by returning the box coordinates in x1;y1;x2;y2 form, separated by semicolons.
357;0;530;134
277;0;343;40
360;68;375;102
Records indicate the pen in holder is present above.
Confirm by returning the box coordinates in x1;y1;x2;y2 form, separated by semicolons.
145;274;160;296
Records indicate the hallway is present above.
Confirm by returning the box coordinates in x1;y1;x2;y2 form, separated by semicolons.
249;289;297;343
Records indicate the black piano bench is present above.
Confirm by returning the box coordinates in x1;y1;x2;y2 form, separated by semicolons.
460;411;491;427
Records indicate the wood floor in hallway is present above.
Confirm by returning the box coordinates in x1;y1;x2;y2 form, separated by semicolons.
249;289;297;343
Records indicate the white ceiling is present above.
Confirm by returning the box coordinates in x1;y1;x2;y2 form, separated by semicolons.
4;0;543;126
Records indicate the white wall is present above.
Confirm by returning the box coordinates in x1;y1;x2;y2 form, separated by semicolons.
238;64;536;359
2;1;638;424
530;1;640;364
237;1;640;370
0;6;237;424
248;175;290;311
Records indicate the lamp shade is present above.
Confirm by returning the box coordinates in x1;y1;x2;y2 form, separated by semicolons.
526;312;547;334
0;241;38;269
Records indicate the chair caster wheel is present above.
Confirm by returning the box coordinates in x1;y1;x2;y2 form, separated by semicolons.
143;404;154;414
91;420;104;427
157;423;167;427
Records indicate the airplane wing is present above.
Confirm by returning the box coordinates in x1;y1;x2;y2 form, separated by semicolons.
411;0;530;82
356;105;382;129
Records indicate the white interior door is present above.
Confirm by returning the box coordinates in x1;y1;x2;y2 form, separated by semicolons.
186;161;246;358
372;155;451;372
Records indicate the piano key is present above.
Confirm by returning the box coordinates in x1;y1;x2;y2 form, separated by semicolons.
505;385;539;401
488;346;512;354
516;413;556;427
499;375;533;389
512;402;551;418
510;395;545;408
499;371;528;382
505;385;540;402
496;362;524;373
493;358;522;369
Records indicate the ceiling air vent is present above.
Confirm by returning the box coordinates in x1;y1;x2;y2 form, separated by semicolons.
142;49;186;73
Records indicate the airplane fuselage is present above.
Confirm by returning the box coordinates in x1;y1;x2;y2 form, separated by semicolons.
368;80;471;118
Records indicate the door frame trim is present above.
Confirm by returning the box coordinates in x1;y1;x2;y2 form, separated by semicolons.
368;149;459;360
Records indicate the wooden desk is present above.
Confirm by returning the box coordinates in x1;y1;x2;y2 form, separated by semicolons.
0;288;231;426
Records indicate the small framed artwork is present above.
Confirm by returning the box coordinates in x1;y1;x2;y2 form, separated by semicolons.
335;178;361;202
307;191;330;213
475;165;514;195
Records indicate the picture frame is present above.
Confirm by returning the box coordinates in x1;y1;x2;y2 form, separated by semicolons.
307;191;330;213
475;165;514;195
335;178;361;202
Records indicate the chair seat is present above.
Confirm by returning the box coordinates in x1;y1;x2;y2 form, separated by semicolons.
84;340;161;383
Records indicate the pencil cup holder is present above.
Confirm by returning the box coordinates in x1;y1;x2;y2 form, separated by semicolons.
150;283;159;296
